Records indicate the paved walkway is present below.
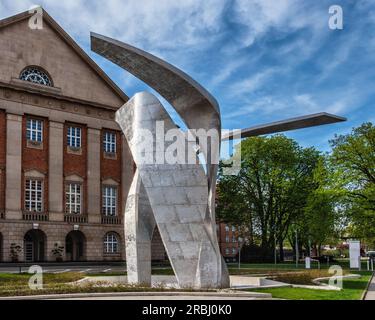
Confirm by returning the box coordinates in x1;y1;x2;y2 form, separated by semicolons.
0;265;125;274
364;273;375;300
0;292;272;301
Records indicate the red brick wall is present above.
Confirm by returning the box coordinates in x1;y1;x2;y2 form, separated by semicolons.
0;110;5;211
100;129;122;215
63;123;87;214
217;223;240;257
21;115;49;212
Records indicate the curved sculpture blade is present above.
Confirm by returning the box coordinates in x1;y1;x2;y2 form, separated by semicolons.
90;32;220;181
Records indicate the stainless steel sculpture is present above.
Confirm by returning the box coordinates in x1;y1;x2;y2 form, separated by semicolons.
91;33;228;289
91;32;346;289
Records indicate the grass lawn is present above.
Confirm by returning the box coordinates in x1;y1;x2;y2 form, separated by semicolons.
248;272;372;300
0;272;212;297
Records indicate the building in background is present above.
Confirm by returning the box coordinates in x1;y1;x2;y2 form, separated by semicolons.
0;9;166;263
217;223;243;262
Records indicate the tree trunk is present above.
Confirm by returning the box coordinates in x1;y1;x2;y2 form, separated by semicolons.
317;243;322;257
248;219;254;245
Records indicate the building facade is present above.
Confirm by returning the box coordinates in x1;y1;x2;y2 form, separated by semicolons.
217;223;243;262
0;10;166;263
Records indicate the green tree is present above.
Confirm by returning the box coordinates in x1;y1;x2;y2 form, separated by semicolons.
292;157;341;257
217;135;321;261
330;122;375;243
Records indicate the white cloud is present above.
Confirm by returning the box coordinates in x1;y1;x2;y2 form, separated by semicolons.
226;69;276;98
232;0;295;47
0;0;229;52
224;95;289;119
209;58;247;87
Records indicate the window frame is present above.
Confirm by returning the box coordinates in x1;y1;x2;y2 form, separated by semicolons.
20;66;53;87
26;118;43;143
102;185;118;217
24;179;43;213
103;131;117;154
104;232;119;254
67;126;82;149
65;182;82;215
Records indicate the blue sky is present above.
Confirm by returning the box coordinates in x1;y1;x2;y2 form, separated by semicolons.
1;0;374;151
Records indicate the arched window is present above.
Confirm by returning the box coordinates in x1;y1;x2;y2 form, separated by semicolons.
20;66;52;87
104;232;119;254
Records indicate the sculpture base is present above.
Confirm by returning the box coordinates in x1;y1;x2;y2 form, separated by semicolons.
76;275;288;290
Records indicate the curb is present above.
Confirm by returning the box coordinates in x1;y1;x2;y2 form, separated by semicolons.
361;272;374;300
0;291;272;300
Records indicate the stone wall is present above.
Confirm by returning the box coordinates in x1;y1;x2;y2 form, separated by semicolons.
0;110;5;213
0;220;125;262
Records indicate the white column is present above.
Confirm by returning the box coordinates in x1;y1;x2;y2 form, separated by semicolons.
48;121;64;221
87;128;101;223
5;114;22;219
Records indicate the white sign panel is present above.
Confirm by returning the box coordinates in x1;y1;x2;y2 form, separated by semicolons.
305;257;311;269
349;240;361;269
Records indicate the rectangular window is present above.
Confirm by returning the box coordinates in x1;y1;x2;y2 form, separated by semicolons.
25;179;43;212
65;183;81;214
232;248;237;255
102;186;117;216
232;236;237;243
103;132;116;153
67;126;82;148
26;119;43;142
225;236;230;243
104;233;119;254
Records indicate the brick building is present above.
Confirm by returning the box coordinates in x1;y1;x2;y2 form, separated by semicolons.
217;223;243;262
0;9;166;263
